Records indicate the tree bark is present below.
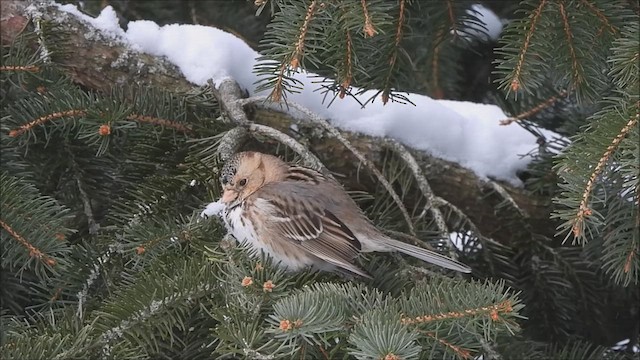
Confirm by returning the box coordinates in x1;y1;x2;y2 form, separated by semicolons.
1;0;557;244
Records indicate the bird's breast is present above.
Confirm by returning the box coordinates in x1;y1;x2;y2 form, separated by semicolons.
222;201;313;271
223;203;258;245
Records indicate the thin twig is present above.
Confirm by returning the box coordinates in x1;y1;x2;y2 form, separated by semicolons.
248;123;329;175
499;90;568;125
383;139;457;258
486;181;528;218
280;101;417;236
67;148;99;234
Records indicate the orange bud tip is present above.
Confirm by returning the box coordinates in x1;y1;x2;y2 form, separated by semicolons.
510;79;520;91
241;276;253;287
99;124;111;136
263;280;275;292
279;319;292;331
364;24;376;38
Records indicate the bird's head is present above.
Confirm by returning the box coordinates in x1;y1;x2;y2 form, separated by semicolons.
219;151;286;205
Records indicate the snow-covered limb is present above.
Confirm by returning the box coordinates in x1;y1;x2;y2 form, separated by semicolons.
53;2;562;185
2;0;560;244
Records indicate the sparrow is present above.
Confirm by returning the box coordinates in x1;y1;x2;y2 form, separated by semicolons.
218;151;471;278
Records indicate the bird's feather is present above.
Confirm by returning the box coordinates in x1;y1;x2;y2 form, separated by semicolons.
254;185;369;277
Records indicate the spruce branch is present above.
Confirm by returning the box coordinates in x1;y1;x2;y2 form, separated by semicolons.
400;299;514;325
0;219;57;266
380;0;407;105
503;0;548;93
0;2;550;248
421;330;472;359
569;111;638;242
0;65;40;72
8;109;86;138
290;0;318;70
360;0;376;37
499;90;569;126
579;0;619;36
558;1;585;90
0;173;74;278
430;29;445;99
338;30;353;99
65;146;100;235
444;0;458;41
125;114;192;133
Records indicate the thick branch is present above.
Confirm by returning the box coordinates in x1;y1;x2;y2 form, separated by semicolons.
1;0;557;245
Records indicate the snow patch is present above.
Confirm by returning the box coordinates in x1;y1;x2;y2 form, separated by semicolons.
58;4;561;185
461;4;504;41
201;200;225;218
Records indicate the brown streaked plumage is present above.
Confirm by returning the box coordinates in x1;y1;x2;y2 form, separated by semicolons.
219;151;471;278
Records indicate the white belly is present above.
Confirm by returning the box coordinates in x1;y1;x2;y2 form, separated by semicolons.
222;203;310;271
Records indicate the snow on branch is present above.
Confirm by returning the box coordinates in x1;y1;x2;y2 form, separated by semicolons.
55;1;561;186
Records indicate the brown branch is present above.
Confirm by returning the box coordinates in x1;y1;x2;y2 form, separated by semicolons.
290;0;317;69
126;113;192;133
8;110;191;138
393;0;405;50
422;331;472;359
511;0;547;92
400;300;513;325
339;31;353;99
572;111;639;237
445;0;457;39
579;0;618;36
318;344;330;360
0;219;56;266
431;29;445;99
0;65;40;72
360;0;376;37
382;0;406;104
559;1;583;87
270;62;288;102
500;90;568;125
624;248;636;274
136;230;187;255
8;109;86;137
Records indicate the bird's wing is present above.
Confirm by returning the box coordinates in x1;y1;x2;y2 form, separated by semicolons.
254;184;369;277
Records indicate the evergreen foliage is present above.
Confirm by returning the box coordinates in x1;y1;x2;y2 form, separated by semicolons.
1;0;638;359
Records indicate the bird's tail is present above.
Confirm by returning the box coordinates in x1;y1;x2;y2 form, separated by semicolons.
382;237;471;273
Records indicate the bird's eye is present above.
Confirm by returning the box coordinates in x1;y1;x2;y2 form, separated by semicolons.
239;178;247;186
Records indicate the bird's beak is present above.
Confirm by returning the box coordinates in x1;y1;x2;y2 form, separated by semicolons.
221;189;237;204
